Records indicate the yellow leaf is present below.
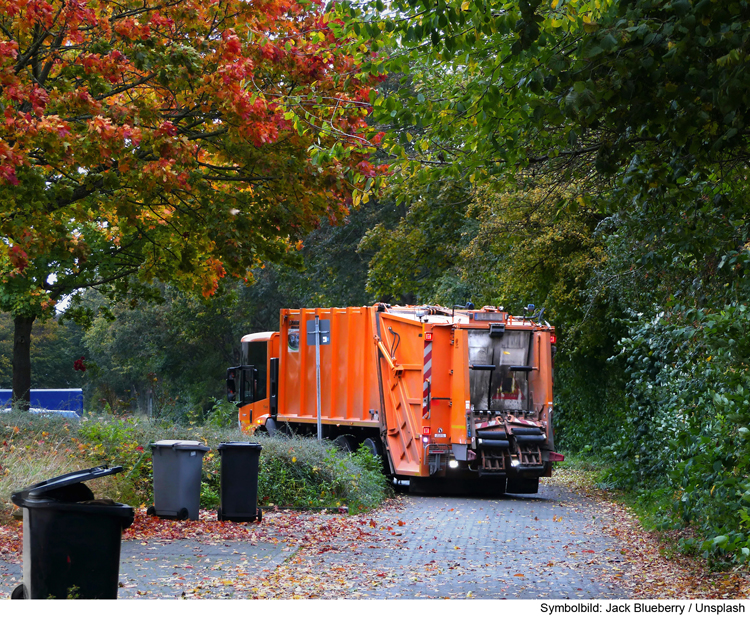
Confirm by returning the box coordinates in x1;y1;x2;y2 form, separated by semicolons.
551;0;559;8
461;1;470;10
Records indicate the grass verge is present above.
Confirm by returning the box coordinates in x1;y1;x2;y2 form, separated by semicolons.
0;411;391;524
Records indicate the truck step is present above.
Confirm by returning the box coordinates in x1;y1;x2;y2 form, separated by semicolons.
518;445;542;466
480;450;506;474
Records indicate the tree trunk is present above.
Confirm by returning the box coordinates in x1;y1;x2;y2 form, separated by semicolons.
12;315;35;411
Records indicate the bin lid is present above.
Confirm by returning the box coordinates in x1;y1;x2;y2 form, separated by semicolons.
217;442;262;450
150;439;210;451
11;465;123;504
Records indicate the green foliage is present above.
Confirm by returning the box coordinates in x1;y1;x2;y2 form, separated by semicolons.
1;412;390;521
255;436;391;513
53;197;390;415
359;181;471;302
337;0;750;565
204;398;239;429
605;292;750;565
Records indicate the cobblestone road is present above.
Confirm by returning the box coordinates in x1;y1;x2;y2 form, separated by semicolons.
1;479;632;599
307;481;632;599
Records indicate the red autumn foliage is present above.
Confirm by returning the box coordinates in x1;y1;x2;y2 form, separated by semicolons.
0;0;380;323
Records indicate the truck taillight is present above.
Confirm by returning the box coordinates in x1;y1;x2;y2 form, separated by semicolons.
550;334;557;344
425;332;433;341
423;427;431;435
549;452;565;462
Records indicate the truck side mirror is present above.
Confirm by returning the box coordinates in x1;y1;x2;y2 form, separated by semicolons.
226;368;237;403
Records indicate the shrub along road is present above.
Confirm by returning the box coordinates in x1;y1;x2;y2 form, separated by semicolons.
1;470;748;599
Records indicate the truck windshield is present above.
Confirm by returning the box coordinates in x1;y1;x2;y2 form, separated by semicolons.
468;329;531;413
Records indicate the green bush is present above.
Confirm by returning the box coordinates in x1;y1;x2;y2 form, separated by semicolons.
1;412;391;521
254;435;391;513
603;302;750;565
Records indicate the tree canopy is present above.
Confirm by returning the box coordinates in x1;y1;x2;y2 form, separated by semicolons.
334;0;750;563
0;0;376;402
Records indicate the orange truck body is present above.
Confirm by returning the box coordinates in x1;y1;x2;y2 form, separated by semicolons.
227;304;561;493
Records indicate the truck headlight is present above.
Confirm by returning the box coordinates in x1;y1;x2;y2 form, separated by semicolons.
448;460;459;469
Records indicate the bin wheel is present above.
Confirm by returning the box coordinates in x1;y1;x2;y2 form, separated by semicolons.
11;584;26;599
146;505;156;516
177;508;189;520
217;507;223;522
256;508;262;524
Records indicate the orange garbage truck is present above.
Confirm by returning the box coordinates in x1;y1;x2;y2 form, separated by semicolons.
226;304;563;493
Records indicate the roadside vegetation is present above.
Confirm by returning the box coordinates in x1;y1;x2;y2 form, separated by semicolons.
557;450;749;571
2;0;750;576
0;408;391;525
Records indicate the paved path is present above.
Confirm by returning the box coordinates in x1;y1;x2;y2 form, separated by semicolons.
336;484;631;598
0;480;632;599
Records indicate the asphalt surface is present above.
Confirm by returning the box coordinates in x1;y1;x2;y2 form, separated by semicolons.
0;480;631;599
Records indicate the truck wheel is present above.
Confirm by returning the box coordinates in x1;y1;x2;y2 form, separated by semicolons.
362;437;384;458
363;437;391;474
333;434;357;453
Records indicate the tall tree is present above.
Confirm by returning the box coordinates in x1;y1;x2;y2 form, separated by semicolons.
0;0;376;406
340;0;750;559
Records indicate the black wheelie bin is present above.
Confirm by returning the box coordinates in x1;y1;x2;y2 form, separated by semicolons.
216;442;262;523
10;465;134;599
148;440;209;520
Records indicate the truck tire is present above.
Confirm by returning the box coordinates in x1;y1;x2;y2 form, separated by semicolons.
363;437;391;474
333;434;357;453
362;437;384;458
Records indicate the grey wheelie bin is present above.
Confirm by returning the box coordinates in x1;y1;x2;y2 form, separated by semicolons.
10;465;134;599
216;442;262;523
147;440;209;520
